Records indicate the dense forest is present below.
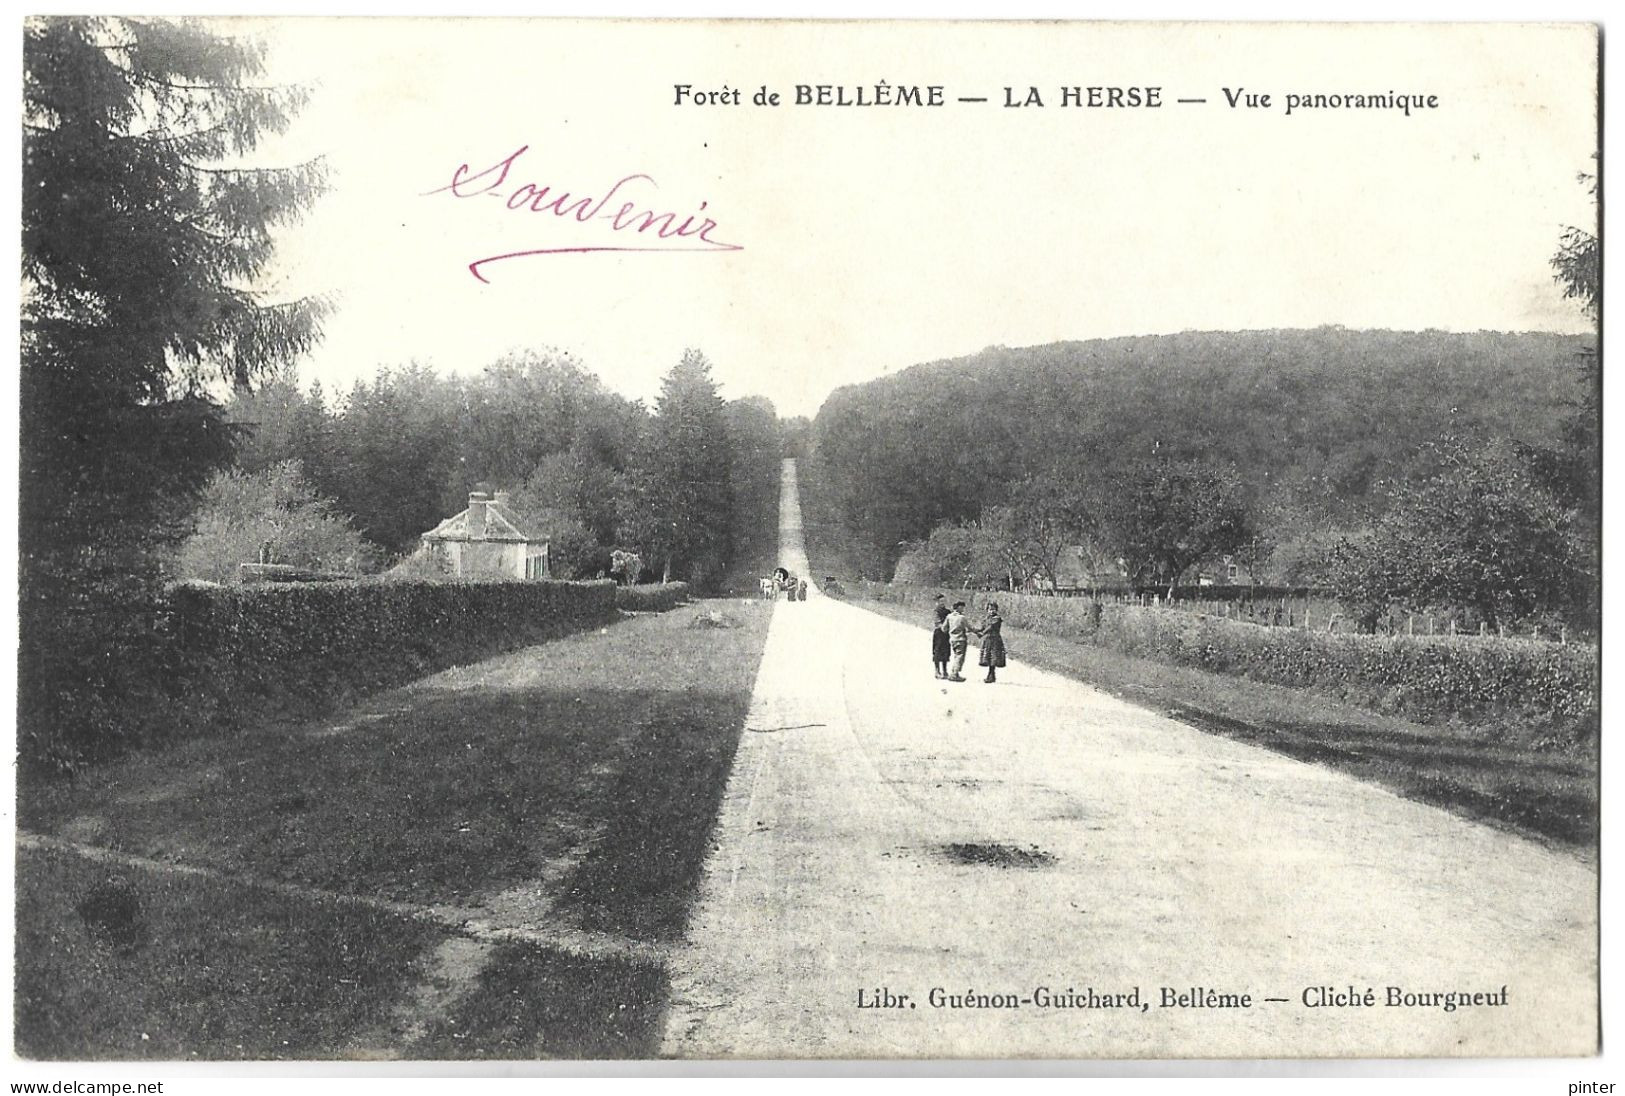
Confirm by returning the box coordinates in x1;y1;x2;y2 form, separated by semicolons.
809;328;1598;629
211;348;783;587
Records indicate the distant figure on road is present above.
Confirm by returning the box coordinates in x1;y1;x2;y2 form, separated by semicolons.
773;567;791;600
796;578;808;601
945;600;971;681
931;593;951;679
975;602;1007;684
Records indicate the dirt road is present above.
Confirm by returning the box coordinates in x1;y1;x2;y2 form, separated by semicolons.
660;459;1596;1059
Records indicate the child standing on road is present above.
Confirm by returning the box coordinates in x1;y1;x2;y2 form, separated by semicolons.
945;601;971;682
931;594;951;678
976;602;1007;683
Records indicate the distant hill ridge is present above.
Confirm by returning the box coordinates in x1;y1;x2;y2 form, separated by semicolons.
838;326;1589;394
810;327;1594;578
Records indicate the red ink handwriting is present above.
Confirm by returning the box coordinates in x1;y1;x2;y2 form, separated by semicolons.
428;145;742;282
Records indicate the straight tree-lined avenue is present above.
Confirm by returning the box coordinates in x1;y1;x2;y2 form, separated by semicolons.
660;459;1596;1059
15;19;1599;1070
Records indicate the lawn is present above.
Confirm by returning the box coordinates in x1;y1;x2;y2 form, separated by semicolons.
16;598;774;1059
15;843;444;1060
847;597;1597;862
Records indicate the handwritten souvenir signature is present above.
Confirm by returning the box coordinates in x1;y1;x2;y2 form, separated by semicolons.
428;145;742;282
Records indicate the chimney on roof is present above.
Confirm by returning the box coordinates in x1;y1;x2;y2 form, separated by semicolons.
493;490;511;509
467;490;490;536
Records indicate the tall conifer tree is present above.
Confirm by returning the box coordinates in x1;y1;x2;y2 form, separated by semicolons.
22;17;323;767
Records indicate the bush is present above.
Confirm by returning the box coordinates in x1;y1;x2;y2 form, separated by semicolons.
614;582;691;612
844;582;1597;734
1322;439;1585;631
170;462;381;584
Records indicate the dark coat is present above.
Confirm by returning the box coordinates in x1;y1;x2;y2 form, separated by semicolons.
978;613;1007;667
932;604;951;661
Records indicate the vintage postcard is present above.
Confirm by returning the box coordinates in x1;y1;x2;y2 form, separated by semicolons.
13;16;1601;1070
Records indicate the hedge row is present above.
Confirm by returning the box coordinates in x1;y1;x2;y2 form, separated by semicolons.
614;582;691;612
164;578;618;722
845;581;1598;731
22;578;621;772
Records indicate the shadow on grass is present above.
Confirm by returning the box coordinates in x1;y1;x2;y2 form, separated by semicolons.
1168;705;1599;848
22;601;772;908
15;846;444;1061
551;701;745;942
18;848;675;1060
16;602;774;1059
23;684;750;912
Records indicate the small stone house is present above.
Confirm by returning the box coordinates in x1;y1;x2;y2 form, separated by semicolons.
419;490;550;580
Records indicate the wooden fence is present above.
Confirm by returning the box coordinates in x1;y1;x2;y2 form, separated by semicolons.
1101;590;1583;645
978;583;1586;646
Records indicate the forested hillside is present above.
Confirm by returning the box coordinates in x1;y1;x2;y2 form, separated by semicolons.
811;328;1594;590
215;348;782;588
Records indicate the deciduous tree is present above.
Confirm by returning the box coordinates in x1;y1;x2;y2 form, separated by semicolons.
171;461;379;584
1098;458;1255;594
1326;440;1582;630
1008;470;1098;589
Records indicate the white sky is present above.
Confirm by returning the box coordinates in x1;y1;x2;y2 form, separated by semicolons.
236;18;1598;417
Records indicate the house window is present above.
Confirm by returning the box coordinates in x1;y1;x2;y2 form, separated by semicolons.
1227;563;1239;581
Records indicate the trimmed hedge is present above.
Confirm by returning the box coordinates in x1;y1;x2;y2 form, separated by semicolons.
163;579;617;725
614;582;691;612
23;578;619;772
102;578;611;749
847;581;1597;733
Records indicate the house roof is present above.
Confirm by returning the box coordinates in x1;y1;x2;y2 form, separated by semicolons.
422;496;545;544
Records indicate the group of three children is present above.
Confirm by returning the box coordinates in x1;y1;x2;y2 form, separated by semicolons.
930;595;1006;683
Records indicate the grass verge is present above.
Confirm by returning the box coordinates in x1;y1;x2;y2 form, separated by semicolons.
14;845;444;1060
407;943;666;1059
17;598;774;1059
